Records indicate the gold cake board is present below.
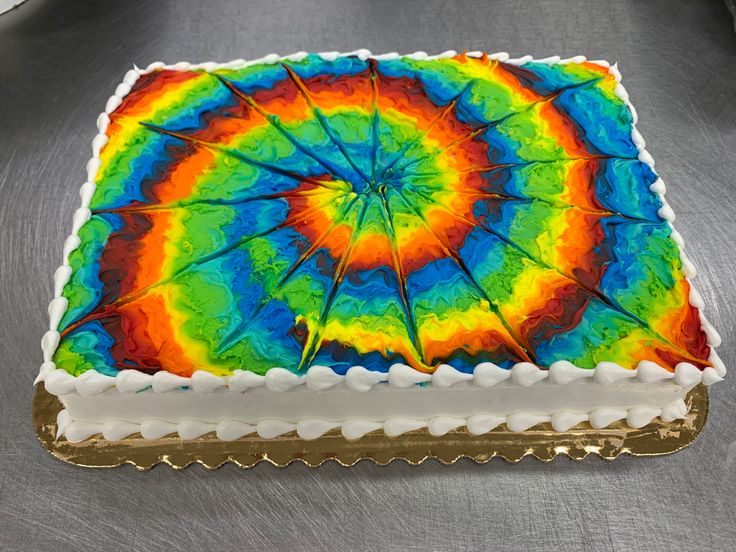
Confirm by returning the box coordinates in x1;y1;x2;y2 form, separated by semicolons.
33;384;708;469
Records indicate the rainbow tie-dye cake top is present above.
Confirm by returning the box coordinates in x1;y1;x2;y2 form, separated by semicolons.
54;52;713;379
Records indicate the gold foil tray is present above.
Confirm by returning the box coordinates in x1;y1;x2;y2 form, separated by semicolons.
33;384;708;469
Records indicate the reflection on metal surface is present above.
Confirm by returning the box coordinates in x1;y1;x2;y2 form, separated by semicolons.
33;384;708;469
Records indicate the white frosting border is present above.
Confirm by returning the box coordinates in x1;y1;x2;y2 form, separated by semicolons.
55;396;689;443
37;50;725;402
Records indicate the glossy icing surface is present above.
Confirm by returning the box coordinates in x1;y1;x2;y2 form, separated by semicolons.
54;53;712;378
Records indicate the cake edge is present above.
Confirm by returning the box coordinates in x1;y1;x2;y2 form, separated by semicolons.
36;51;726;442
33;384;709;467
55;382;693;443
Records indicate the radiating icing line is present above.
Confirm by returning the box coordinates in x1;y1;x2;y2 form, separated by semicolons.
214;193;363;354
62;192;346;338
375;80;477;181
388;156;630;178
409;186;704;363
214;74;361;185
281;63;373;185
376;186;425;365
368;60;381;185
391;158;659;220
140;122;347;192
277;194;362;287
413;187;652;222
296;198;373;371
91;187;338;214
389;187;535;362
385;79;619;178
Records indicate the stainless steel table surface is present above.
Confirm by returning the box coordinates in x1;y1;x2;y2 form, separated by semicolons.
1;1;735;550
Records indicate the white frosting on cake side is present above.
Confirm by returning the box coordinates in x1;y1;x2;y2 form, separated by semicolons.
53;378;692;443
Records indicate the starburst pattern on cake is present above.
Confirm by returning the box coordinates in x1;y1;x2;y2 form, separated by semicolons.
53;53;712;377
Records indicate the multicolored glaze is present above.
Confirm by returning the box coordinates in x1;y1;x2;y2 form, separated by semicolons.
54;53;713;378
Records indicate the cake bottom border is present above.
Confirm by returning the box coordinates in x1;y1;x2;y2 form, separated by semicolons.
33;384;708;469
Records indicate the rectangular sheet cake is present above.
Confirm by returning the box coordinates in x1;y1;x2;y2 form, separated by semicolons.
37;50;725;443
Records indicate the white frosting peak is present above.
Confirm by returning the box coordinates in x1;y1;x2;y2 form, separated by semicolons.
228;369;265;392
511;362;547;386
264;367;302;392
47;298;68;331
177;420;212;440
341;419;382;440
115;369;153;393
345;365;387;392
594;362;636;384
151;371;189;393
123;69;139;86
681;256;697;278
388;363;431;388
384;418;427;437
216;421;256;441
305;365;344;391
256;420;296;439
296;419;340;440
701;367;724;386
489;52;510;61
140;420;177;440
345;49;371;61
114;83;132;99
709;351;727;377
72;207;91;234
44;369;76;395
626;406;661;429
79;181;96;207
64;421;100;443
506;413;549;432
702;322;721;348
660;399;688;422
318;51;340;62
34;361;56;385
635;361;674;383
53;265;72;297
104;95;122;114
432;364;473;388
191;370;227;393
673;363;703;387
284;51;309;62
62;235;81;264
466;414;505;435
548;360;593;385
56;410;71;439
75;370;116;397
589;408;627;429
551;412;588;432
473;362;510;388
102;420;138;441
41;331;60;363
428;416;465;437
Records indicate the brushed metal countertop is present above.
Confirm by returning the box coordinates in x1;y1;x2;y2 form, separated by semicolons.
1;1;734;550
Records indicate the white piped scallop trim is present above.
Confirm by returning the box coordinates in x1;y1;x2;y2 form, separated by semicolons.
37;51;725;402
40;360;711;397
54;397;690;443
